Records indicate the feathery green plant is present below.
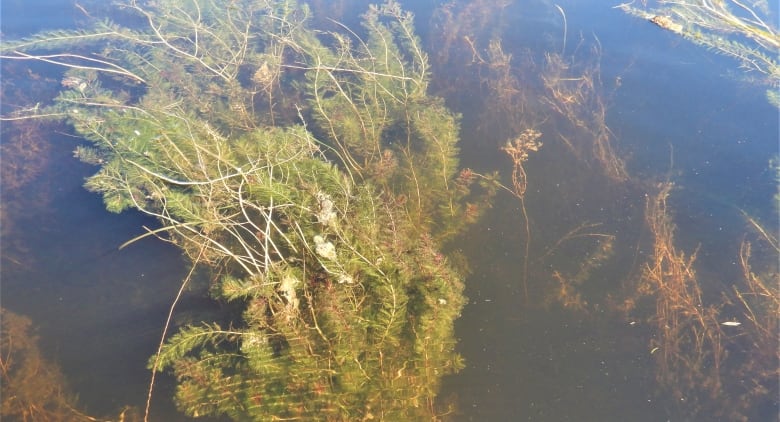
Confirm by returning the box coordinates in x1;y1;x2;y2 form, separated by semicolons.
1;0;495;419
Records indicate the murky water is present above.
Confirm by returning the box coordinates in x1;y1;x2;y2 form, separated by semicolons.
2;0;777;420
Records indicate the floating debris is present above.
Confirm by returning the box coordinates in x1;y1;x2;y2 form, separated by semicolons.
313;235;337;260
649;15;683;34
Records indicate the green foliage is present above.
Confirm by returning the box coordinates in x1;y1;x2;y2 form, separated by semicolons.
5;0;497;419
151;323;240;371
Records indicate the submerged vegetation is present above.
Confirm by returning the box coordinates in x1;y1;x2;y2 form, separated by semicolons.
2;0;496;419
1;307;81;421
0;308;138;421
622;183;779;420
426;1;778;420
1;0;777;420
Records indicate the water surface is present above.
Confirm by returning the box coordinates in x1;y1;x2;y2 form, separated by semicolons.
1;0;777;420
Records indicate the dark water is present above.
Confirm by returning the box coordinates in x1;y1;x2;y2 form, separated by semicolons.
1;0;777;421
438;2;778;421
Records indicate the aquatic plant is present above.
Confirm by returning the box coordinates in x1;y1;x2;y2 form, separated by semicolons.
0;62;64;270
1;0;496;419
0;308;137;421
541;46;629;184
617;0;779;106
1;308;74;421
428;0;535;145
427;2;629;311
630;182;779;421
424;2;778;419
